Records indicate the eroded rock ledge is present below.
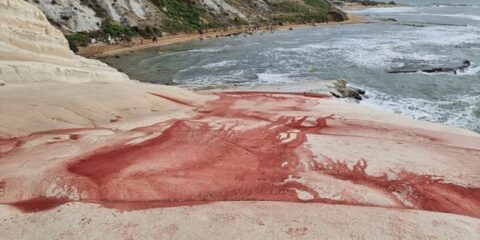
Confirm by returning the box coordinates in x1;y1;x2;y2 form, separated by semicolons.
0;0;129;84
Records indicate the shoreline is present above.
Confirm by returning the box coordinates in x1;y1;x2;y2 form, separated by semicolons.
78;13;370;59
78;2;413;59
341;2;411;12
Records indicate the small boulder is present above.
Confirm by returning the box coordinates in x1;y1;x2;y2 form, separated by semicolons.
328;79;366;101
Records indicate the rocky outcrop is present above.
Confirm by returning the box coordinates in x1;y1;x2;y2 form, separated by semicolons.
25;0;346;34
387;59;473;74
26;0;163;32
0;0;129;84
328;79;366;100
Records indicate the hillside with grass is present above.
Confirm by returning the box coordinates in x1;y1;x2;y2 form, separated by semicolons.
27;0;346;50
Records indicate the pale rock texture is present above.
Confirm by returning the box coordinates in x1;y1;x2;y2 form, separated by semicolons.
0;0;209;137
0;0;130;84
201;0;248;19
25;0;101;31
25;0;303;33
92;0;163;26
26;0;163;31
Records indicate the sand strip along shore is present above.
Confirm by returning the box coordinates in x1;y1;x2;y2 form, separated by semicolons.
78;13;369;59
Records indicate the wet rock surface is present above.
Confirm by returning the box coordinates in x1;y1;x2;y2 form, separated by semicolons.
387;59;472;74
328;79;366;101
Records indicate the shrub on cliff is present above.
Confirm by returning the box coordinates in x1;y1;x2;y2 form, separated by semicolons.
152;0;222;33
101;19;135;39
268;0;346;24
65;32;90;52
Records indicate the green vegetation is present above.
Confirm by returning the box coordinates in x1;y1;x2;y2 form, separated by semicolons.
268;0;346;25
152;0;223;33
65;20;137;52
62;0;347;50
65;32;90;52
101;19;135;39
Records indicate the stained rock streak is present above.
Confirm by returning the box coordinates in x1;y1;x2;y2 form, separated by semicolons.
0;92;479;218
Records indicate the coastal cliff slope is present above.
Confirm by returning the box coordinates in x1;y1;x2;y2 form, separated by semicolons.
26;0;346;32
0;0;130;84
0;0;479;239
0;0;210;136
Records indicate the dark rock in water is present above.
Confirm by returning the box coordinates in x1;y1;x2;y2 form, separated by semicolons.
455;43;480;49
328;79;366;101
378;18;398;22
350;87;366;95
387;59;472;74
346;88;363;100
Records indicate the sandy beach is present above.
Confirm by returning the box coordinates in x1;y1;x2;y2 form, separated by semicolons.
78;13;369;58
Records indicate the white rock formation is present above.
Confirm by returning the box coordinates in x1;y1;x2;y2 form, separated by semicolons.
201;0;248;19
0;0;130;84
26;0;163;32
25;0;101;32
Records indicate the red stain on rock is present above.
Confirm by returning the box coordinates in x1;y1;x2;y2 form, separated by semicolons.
4;92;480;218
66;114;327;205
10;197;69;213
0;138;20;157
61;93;328;210
314;159;480;218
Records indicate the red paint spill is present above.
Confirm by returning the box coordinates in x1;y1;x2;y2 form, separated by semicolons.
69;134;80;140
10;197;69;213
66;115;327;204
4;92;480;218
313;159;480;217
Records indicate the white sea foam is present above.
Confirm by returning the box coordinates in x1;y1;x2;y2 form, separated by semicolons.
187;45;232;53
323;25;480;68
349;7;415;14
201;60;238;69
457;65;480;75
420;13;480;22
257;73;291;84
274;41;299;44
273;43;330;54
360;88;480;132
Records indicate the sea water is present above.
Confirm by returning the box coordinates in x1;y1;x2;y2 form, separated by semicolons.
104;0;480;132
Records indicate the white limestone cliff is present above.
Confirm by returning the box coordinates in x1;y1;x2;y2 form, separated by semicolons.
0;0;130;84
